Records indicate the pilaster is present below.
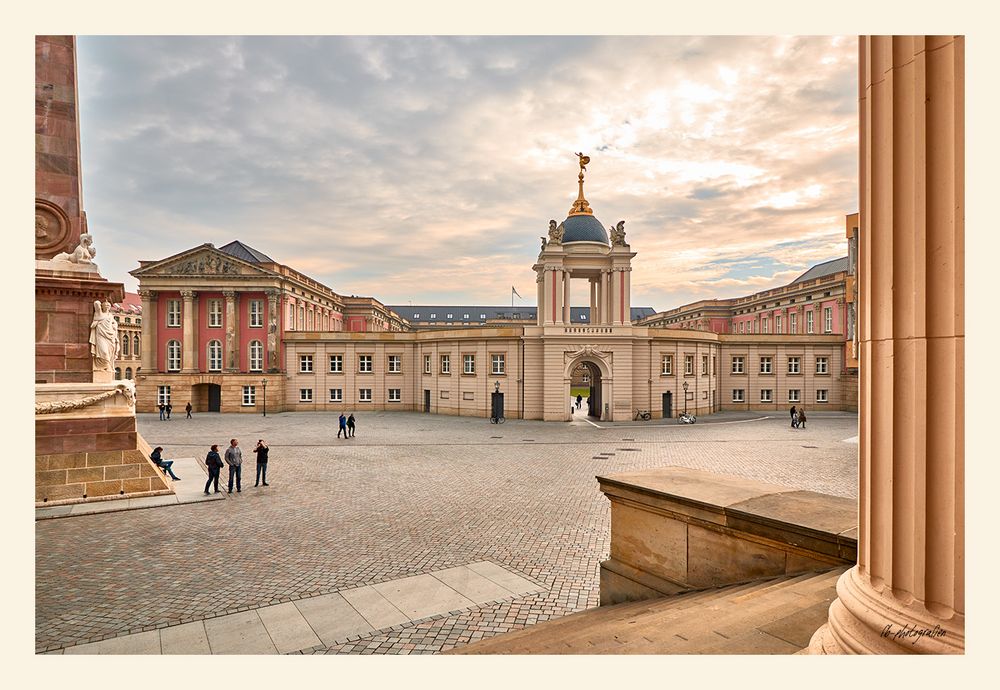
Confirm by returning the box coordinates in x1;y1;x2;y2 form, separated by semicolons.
138;289;157;372
223;289;238;372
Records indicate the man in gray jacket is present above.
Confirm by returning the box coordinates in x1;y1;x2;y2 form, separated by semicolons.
225;438;243;493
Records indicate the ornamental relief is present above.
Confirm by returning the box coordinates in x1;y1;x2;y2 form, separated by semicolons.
161;254;242;275
565;345;612;362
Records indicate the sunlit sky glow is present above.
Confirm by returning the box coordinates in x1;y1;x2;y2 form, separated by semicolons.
77;35;858;310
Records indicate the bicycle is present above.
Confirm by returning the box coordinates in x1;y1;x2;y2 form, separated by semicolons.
633;409;652;421
678;412;697;424
490;415;505;424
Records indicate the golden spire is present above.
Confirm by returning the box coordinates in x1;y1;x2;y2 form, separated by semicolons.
568;152;594;216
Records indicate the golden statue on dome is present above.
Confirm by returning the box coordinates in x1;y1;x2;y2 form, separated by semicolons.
568;152;594;216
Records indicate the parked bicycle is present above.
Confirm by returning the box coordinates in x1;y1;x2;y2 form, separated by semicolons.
490;415;505;424
678;412;697;424
633;409;652;421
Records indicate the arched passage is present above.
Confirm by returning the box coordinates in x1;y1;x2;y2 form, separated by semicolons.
564;353;612;422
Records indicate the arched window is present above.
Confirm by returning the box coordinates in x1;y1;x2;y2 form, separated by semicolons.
125;367;132;379
166;340;181;371
249;340;263;372
114;367;122;380
133;335;140;357
121;334;129;356
207;340;222;372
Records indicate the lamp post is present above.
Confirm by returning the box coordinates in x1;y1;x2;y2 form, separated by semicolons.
261;378;267;417
682;381;689;415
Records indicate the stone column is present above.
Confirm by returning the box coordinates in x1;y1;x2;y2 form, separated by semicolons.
562;270;571;324
610;268;621;325
810;35;964;655
601;270;610;325
590;279;597;323
542;268;555;325
180;289;196;372
266;289;280;373
623;268;632;325
138;289;157;373
536;271;545;325
552;268;563;325
223;289;239;372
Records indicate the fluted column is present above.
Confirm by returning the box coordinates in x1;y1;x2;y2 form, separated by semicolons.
138;289;157;373
810;35;964;655
562;270;571;324
600;269;610;325
536;271;545;326
553;268;563;325
610;268;621;325
180;289;196;372
223;289;239;372
543;268;555;325
623;267;632;325
590;279;597;323
265;289;280;373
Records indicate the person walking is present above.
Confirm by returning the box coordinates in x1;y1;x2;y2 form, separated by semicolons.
254;439;270;487
792;410;800;429
204;444;223;495
185;402;192;419
225;438;243;493
166;402;172;420
338;413;348;439
347;413;356;438
159;403;166;421
789;405;797;428
576;394;583;410
798;408;807;429
150;446;180;480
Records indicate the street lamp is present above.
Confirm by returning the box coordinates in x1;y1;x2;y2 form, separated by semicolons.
682;381;689;415
261;378;267;417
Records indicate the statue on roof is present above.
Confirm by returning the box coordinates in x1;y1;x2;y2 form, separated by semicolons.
610;220;627;246
52;233;97;265
548;219;564;245
576;152;591;172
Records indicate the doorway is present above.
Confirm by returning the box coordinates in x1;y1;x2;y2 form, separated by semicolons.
423;389;431;413
662;391;672;419
207;384;222;412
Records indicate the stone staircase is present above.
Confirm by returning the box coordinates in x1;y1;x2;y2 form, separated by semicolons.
450;567;846;654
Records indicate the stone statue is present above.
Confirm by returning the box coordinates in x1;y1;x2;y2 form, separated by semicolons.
548;220;564;245
610;220;627;246
52;233;97;264
89;300;119;373
540;236;547;250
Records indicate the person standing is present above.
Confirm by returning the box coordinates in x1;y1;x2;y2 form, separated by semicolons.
204;444;223;495
254;439;270;487
347;413;356;438
225;438;243;493
159;403;166;421
185;402;193;419
338;413;348;439
789;405;797;428
166;402;172;420
576;394;583;410
150;446;180;480
798;408;807;429
792;410;800;429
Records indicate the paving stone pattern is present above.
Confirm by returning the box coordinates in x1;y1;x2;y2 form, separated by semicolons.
36;410;858;654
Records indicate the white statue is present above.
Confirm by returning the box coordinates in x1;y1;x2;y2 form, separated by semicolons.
53;233;97;264
89;300;119;373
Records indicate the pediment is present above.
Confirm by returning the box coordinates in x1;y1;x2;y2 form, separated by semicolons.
131;246;276;278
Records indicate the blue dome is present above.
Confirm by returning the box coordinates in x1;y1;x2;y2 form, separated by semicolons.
562;214;609;244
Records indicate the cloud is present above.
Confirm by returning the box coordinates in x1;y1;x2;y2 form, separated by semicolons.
75;36;857;310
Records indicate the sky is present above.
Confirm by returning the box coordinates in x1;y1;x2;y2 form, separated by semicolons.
76;35;858;310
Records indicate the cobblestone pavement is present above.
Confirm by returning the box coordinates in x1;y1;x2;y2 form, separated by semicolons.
36;409;858;654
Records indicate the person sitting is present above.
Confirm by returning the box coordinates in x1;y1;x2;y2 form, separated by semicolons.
150;446;180;480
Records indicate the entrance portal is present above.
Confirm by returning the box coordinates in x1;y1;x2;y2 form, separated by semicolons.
662;391;672;419
193;383;223;412
582;361;602;418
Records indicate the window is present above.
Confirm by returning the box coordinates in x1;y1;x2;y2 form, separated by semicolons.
208;340;222;371
732;389;745;403
242;386;256;406
492;353;505;375
731;356;744;374
480;313;487;319
249;341;263;372
740;321;745;334
762;317;769;334
299;388;313;403
133;335;140;356
157;385;171;405
790;313;797;334
329;388;342;403
760;356;772;374
816;357;829;375
299;306;305;330
299;354;313;373
120;334;129;356
330;354;343;373
430;313;437;319
388;355;401;373
788;356;801;374
817;389;829;403
359;355;373;373
441;354;450;374
166;340;181;371
789;389;801;403
307;310;314;330
464;354;475;374
463;314;469;320
684;355;693;375
760;389;773;403
824;306;833;333
359;388;372;402
288;303;295;330
661;355;673;375
414;313;420;319
124;367;132;379
167;299;181;327
250;300;263;328
424;354;431;374
807;310;815;333
447;313;453;319
114;367;121;380
208;299;223;327
388;388;401;402
775;314;782;334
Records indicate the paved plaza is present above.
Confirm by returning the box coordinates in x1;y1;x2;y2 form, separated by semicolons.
36;409;858;654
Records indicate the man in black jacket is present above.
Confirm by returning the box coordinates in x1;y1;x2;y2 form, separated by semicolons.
254;439;270;487
204;444;223;494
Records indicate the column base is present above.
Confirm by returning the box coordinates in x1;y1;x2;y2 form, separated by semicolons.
808;566;963;654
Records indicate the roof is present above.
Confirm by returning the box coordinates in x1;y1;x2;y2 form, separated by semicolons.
561;214;610;245
217;240;274;264
111;291;142;314
388;306;656;323
791;256;849;284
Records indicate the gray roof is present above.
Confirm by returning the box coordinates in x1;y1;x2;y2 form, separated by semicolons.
561;214;610;244
387;306;656;323
217;240;274;264
791;256;849;284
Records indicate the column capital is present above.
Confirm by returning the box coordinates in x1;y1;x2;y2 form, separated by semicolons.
222;289;237;300
138;289;157;301
265;289;281;300
180;289;197;300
